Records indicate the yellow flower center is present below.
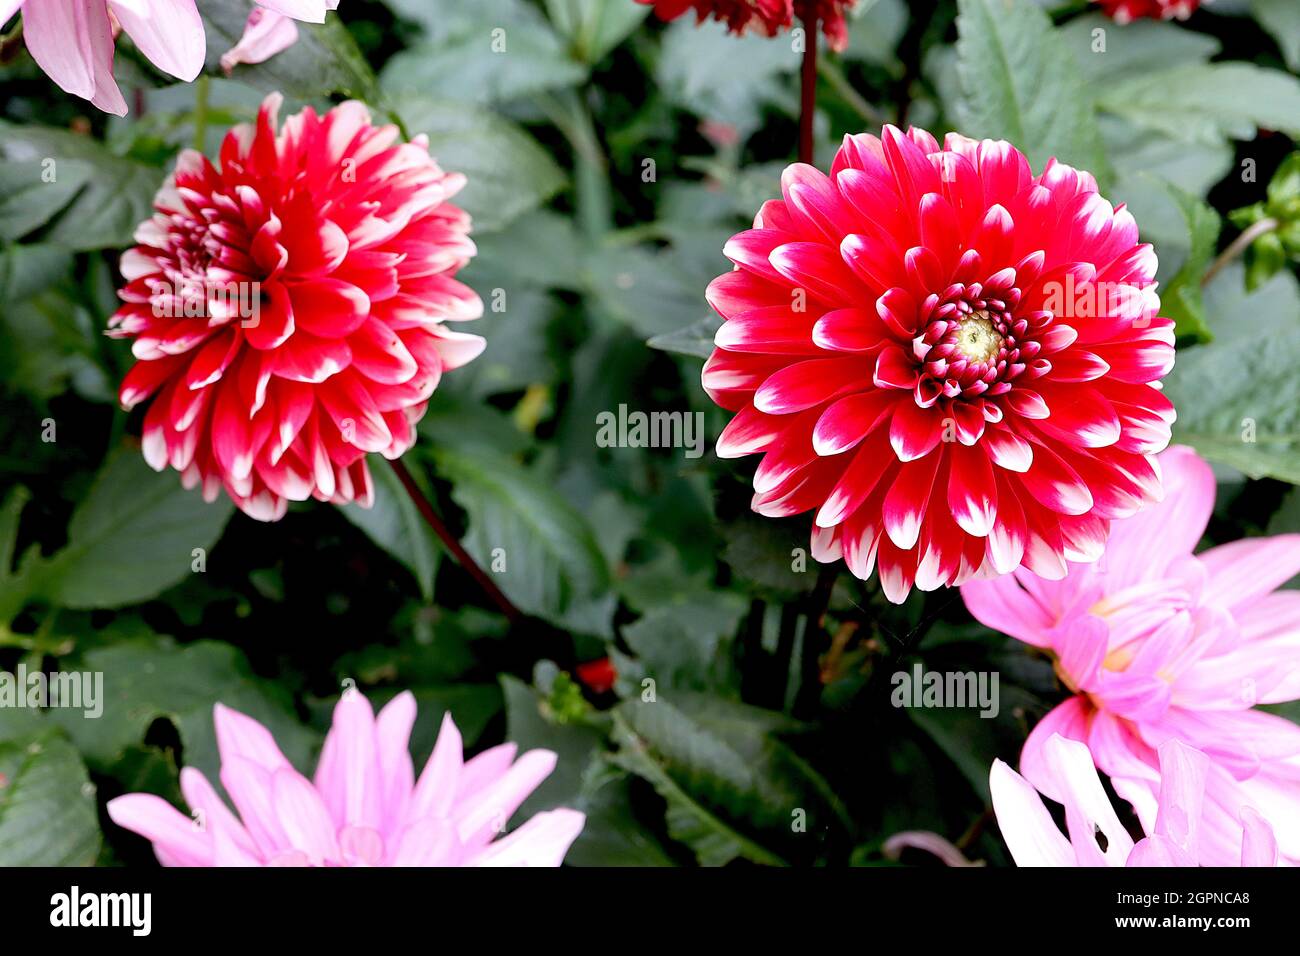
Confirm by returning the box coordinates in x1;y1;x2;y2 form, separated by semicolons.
954;314;1003;363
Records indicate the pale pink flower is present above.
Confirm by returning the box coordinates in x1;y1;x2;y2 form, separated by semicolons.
0;0;340;115
964;445;1300;865
218;0;340;74
107;691;585;866
991;733;1278;867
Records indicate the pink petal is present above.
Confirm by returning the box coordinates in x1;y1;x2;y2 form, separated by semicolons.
23;0;96;99
1239;806;1279;867
271;768;341;865
221;8;299;74
108;0;205;82
107;793;212;866
1199;533;1300;612
988;759;1074;866
1042;733;1134;867
374;691;417;827
1150;738;1209;859
409;712;463;821
960;572;1057;648
314;690;382;831
454;750;558;847
213;702;294;774
469;809;586;867
1099;445;1215;587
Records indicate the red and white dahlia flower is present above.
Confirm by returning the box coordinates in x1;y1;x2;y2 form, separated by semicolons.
109;94;484;522
704;126;1175;603
108;691;586;866
1094;0;1201;23
637;0;858;51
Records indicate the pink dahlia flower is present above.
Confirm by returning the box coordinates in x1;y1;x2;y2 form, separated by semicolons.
992;734;1277;867
107;690;586;866
964;445;1300;865
1095;0;1201;23
637;0;858;52
109;93;484;521
0;1;341;116
704;125;1174;603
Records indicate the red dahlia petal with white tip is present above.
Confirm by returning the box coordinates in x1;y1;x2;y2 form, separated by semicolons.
109;94;483;520
1094;0;1200;24
703;125;1174;602
636;0;860;51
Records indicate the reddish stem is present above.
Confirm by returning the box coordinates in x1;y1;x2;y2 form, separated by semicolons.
388;458;522;623
799;15;819;165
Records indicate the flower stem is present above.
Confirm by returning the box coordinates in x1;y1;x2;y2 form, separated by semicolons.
817;57;887;128
192;74;211;152
1202;216;1279;287
387;458;522;623
799;15;819;165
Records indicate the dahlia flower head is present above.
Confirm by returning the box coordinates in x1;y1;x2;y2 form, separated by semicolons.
109;93;484;521
704;125;1174;603
1095;0;1201;24
107;690;585;866
992;734;1278;867
638;0;858;51
964;446;1300;866
0;0;339;116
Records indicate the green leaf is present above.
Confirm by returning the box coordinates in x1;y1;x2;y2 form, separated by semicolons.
502;676;675;866
646;315;721;359
951;0;1108;179
656;19;798;135
465;210;584;291
1166;265;1300;482
0;291;113;404
47;636;317;783
1106;128;1233;276
0;122;161;250
445;289;559;399
0;488;40;625
621;593;747;693
433;446;610;626
1139;176;1219;342
0;729;101;866
843;0;910;71
542;0;650;65
1059;13;1219;87
200;2;378;101
382;0;587;103
0;162;92;242
394;97;566;233
719;512;817;596
903;656;1045;802
0;244;72;302
1097;63;1300;146
612;695;846;865
1250;0;1300;72
1267;485;1300;537
340;459;440;600
611;702;788;867
589;241;720;338
36;447;234;610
